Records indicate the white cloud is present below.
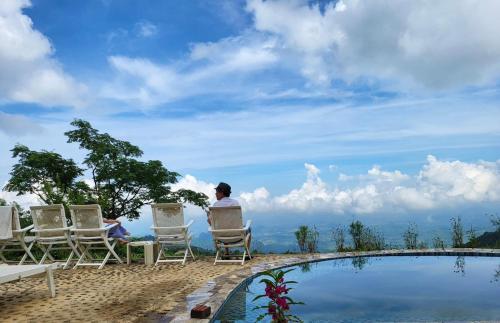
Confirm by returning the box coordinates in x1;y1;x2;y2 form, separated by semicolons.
0;188;40;210
0;0;87;107
135;21;158;38
246;0;500;89
103;33;278;106
173;156;500;216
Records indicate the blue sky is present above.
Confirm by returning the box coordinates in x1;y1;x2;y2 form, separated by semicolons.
1;0;500;236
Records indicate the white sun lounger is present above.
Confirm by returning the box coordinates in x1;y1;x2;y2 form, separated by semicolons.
0;264;56;297
69;204;123;269
151;203;195;266
208;206;252;265
0;206;38;265
30;205;80;270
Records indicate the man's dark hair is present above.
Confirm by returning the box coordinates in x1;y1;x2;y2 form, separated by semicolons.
215;182;231;197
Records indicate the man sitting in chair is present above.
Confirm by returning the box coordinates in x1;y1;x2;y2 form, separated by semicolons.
213;182;239;207
208;182;251;254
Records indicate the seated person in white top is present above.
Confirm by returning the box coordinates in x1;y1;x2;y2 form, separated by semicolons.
208;182;251;251
213;182;240;207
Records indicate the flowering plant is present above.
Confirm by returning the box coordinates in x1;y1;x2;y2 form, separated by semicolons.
252;268;303;322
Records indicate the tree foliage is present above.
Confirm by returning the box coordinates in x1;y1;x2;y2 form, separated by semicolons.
4;144;87;205
4;119;209;220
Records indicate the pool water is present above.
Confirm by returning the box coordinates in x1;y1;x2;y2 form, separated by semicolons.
214;256;500;322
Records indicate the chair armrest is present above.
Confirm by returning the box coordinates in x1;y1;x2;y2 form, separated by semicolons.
104;223;119;230
12;224;34;233
32;227;70;233
151;224;189;230
243;220;252;231
209;228;247;233
185;220;193;228
70;228;108;232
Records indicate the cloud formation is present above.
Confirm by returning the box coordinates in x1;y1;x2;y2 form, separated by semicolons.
247;0;500;89
0;0;87;107
175;156;500;216
103;33;278;106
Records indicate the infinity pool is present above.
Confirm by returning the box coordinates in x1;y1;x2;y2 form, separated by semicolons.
214;256;500;322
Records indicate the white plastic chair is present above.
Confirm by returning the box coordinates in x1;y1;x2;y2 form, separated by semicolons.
208;206;252;265
30;205;80;270
151;203;195;266
69;204;123;269
0;206;37;265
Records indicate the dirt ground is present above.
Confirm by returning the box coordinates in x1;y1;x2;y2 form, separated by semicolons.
0;255;287;322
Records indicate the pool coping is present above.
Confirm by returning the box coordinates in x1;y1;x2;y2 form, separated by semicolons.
165;248;500;322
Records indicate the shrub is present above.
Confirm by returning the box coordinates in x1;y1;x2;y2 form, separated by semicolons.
332;225;346;252
348;220;385;251
294;225;309;253
306;226;319;253
451;216;464;248
349;220;364;250
432;236;446;249
403;223;418;249
466;226;479;248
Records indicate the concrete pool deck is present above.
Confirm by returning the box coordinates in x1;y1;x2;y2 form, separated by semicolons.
1;249;499;322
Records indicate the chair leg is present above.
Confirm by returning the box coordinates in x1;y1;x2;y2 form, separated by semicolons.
214;250;220;265
73;247;87;269
155;245;164;266
241;250;246;265
182;249;188;266
67;236;81;258
39;244;53;264
63;250;75;270
19;240;38;265
46;267;56;297
0;245;7;263
245;245;252;260
99;249;112;270
188;243;196;261
104;239;122;264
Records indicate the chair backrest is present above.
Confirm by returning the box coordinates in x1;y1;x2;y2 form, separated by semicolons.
209;206;243;231
69;204;104;238
11;206;21;231
151;203;185;236
30;205;67;238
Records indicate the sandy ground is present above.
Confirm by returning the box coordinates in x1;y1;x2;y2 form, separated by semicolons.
0;255;285;322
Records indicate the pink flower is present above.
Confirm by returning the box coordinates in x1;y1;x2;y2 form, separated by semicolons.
268;304;276;314
276;297;288;309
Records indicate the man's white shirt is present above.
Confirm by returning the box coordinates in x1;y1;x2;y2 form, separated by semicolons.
213;197;240;207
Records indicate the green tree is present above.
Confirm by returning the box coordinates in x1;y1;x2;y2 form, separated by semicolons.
451;216;464;248
306;226;319;253
332;225;346;252
466;226;479;248
294;225;309;253
432;236;446;249
4;145;89;206
403;223;418;249
65;119;208;219
349;220;364;250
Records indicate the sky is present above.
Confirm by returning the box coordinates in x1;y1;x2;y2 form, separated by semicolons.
1;0;500;237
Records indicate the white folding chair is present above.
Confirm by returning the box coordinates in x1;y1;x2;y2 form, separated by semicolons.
209;206;252;265
0;206;37;265
151;203;195;266
69;204;123;269
30;205;80;270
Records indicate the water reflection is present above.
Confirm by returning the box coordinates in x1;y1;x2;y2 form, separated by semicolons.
215;256;500;322
454;256;466;276
493;265;500;282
